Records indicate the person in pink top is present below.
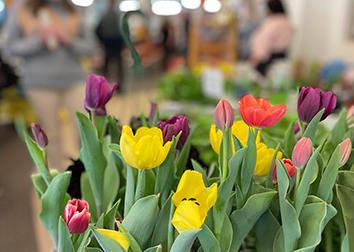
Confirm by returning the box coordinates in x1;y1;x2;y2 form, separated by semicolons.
250;0;292;76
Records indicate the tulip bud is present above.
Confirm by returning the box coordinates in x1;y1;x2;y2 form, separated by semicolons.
64;199;91;234
292;137;313;167
158;114;190;149
148;102;158;126
339;138;352;166
273;159;297;183
214;99;234;129
293;122;300;134
31;123;48;148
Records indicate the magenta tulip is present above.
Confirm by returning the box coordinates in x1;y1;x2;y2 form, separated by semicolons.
64;199;91;234
31;123;48;148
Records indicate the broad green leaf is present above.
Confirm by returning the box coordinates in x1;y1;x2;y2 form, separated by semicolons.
176;128;194;176
230;190;277;251
336;184;354;252
295;147;321;213
92;229;125;252
77;112;107;215
40;171;71;245
31;170;60;197
170;229;200;252
151;194;172;248
122;195;160;247
144;245;162;252
25;134;51;184
102;136;120;211
58;217;75;252
81;172;98;221
124;166;136;216
85;248;103;252
198;224;221;252
95;115;108;139
191;159;208;184
103;199;121;230
318;145;341;201
276;160;301;252
75;229;92;252
118;224;143;252
303;109;325;141
329;109;347;146
283;121;296;158
338;170;354;190
256;210;280;252
219;214;233;252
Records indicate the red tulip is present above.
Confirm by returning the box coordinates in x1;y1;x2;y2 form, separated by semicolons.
214;99;234;129
64;199;91;234
273;159;297;183
239;94;287;128
339;138;352;166
292;137;313;167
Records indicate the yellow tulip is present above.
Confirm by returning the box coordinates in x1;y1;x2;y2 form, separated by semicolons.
97;229;130;251
120;126;172;170
171;170;217;233
254;143;282;176
209;120;261;154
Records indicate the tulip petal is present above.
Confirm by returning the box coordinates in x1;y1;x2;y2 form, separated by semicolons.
97;229;130;251
171;201;204;233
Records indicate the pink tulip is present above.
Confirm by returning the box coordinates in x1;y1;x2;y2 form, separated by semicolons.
31;123;48;148
64;199;91;234
339;138;352;166
214;99;234;129
292;137;313;167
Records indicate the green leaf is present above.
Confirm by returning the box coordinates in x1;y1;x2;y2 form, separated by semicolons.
103;199;121;230
144;245;162;252
338;170;354;190
118;224;143;252
81;172;98;221
170;229;200;252
191;159;208;184
283;121;296;158
40;171;71;245
303;109;325;141
58;217;75;252
122;195;160;247
294;146;321;213
317;144;342;201
31;170;60;197
176;127;194;176
329;108;347;146
256;210;280;252
198;225;221;252
75;229;92;252
107;116;121;144
230;190;277;251
102;137;120;211
219;214;233;252
25;134;50;184
336;184;354;252
92;228;125;252
124;166;136;216
95;115;108;139
77;112;107;215
276;160;301;252
85;248;103;252
151;194;172;248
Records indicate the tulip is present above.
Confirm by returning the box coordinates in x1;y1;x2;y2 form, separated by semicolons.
339;138;352;166
239;94;287;128
148;102;158;126
97;229;129;251
120;126;172;169
171;170;217;233
272;159;297;183
214;99;234;129
254;143;282;176
292;137;313;167
297;87;336;123
64;199;91;234
84;73;118;115
31;123;48;148
158;114;190;149
209;120;261;154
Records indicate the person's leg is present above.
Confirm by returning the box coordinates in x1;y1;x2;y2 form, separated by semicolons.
61;83;86;165
26;87;64;170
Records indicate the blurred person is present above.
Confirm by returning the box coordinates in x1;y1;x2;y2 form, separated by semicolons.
4;0;94;170
250;0;292;76
95;0;124;83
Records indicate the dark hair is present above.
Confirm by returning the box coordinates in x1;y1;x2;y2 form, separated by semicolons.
267;0;286;14
26;0;75;15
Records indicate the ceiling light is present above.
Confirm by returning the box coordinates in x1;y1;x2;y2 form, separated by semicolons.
181;0;201;10
151;0;182;16
203;0;221;13
71;0;94;7
119;0;140;12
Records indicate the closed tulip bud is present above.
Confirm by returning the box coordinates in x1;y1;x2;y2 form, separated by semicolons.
214;99;234;129
64;199;91;234
84;73;118;115
158;114;190;149
297;87;336;123
148;102;158;126
273;159;297;183
292;137;313;167
339;138;352;166
31;123;48;148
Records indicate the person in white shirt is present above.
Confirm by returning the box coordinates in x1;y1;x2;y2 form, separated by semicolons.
250;0;292;76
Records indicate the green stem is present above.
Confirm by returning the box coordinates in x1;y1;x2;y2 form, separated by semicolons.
325;226;333;252
168;200;175;251
135;170;146;202
124;166;135;217
297;119;305;136
293;167;301;201
221;127;232;183
90;110;97;127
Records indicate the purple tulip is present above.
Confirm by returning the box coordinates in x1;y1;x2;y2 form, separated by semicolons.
84;73;118;115
158;114;190;149
297;87;337;123
31;123;48;148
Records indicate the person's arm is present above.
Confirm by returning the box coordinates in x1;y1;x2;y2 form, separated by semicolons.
3;6;45;58
250;19;273;64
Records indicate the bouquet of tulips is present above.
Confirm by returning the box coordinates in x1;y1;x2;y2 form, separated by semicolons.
25;74;354;252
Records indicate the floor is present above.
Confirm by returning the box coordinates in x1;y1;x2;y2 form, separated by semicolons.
0;70;159;251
